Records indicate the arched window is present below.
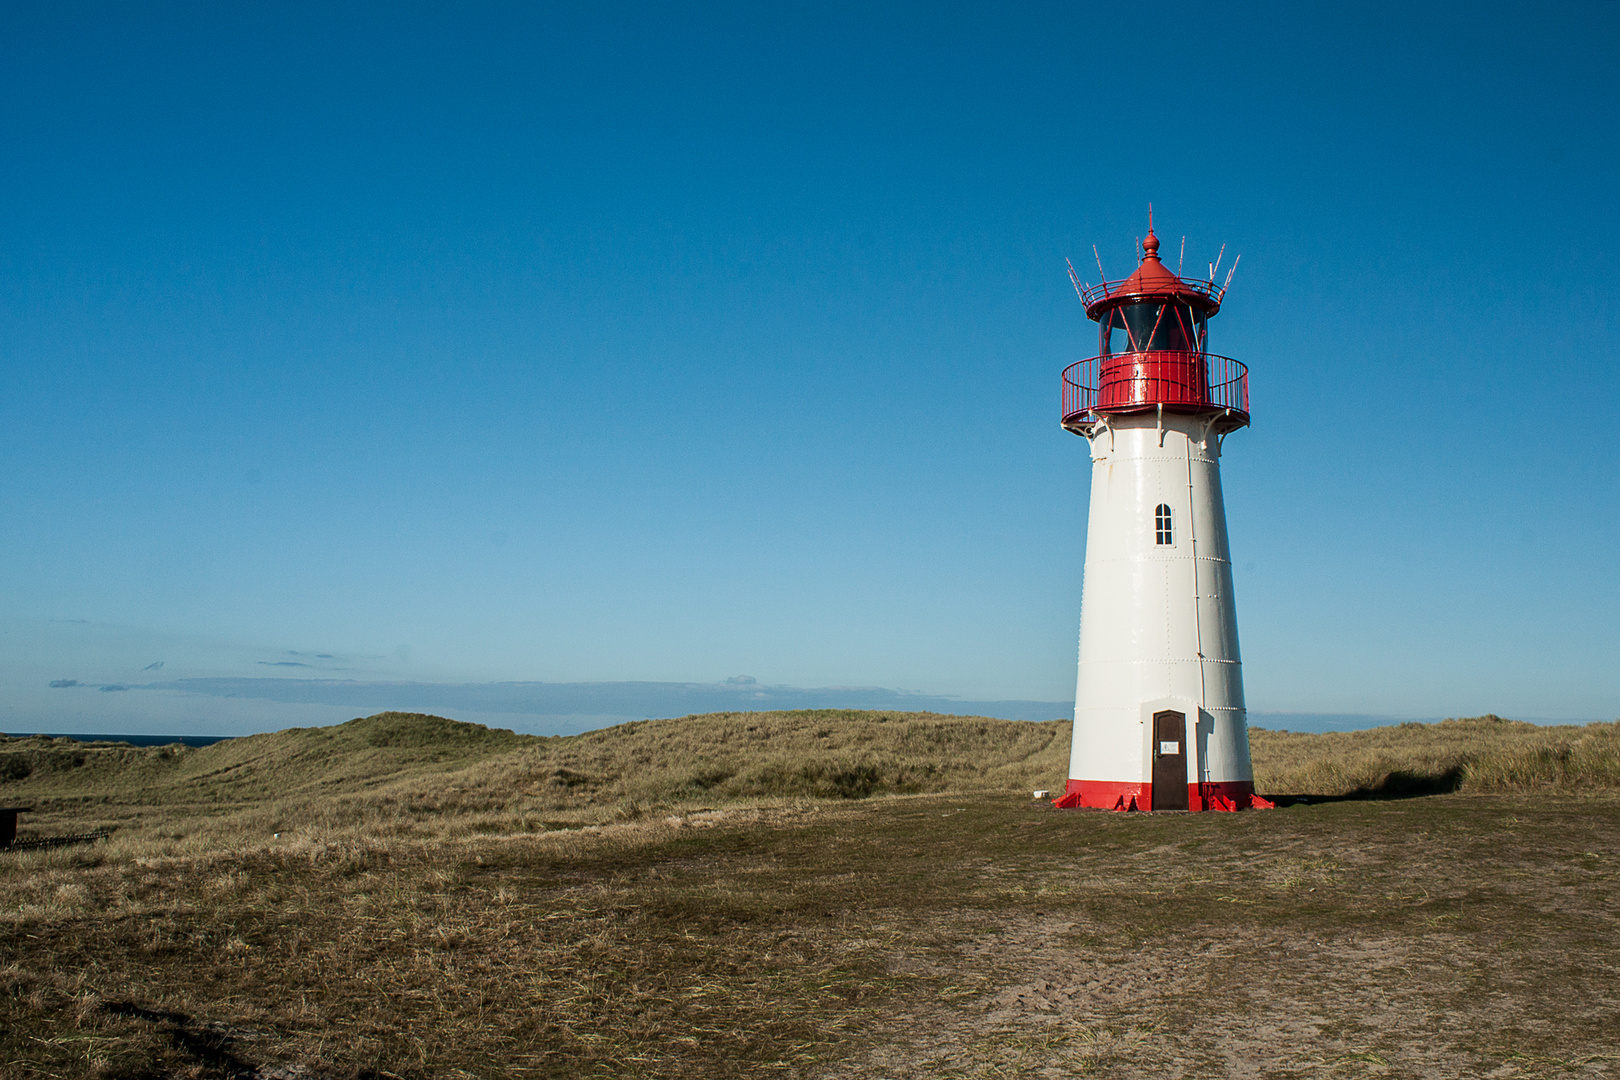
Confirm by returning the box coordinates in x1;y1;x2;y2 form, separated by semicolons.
1155;503;1173;545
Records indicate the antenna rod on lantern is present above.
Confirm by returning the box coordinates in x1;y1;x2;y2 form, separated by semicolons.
1211;243;1226;282
1222;254;1242;293
1065;258;1086;302
1178;237;1185;276
1093;245;1107;286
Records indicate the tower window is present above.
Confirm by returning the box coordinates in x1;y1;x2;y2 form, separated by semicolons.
1155;504;1173;545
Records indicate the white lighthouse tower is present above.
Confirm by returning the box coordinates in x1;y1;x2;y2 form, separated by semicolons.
1053;220;1269;812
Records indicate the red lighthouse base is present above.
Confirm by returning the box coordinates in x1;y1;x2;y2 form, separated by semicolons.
1052;778;1275;813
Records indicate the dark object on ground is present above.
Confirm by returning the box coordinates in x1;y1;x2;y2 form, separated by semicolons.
1;805;108;852
0;806;32;847
5;830;109;852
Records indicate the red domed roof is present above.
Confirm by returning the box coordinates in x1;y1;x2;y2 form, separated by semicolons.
1079;223;1225;319
1116;230;1186;296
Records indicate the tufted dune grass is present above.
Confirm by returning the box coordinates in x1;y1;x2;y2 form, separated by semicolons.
0;710;1071;854
3;710;1619;855
3;710;1620;1078
1251;713;1620;798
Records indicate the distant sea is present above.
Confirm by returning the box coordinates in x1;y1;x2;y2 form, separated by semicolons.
3;733;234;748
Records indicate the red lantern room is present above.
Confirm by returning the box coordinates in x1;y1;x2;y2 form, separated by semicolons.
1062;223;1249;436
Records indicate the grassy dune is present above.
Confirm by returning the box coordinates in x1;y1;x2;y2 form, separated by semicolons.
4;710;1620;1078
3;710;1619;853
0;711;1071;852
1252;714;1620;797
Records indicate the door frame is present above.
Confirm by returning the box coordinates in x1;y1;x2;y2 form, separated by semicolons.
1151;710;1190;811
1139;697;1202;810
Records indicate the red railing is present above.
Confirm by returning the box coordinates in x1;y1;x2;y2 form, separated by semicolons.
1062;351;1249;427
1080;276;1225;310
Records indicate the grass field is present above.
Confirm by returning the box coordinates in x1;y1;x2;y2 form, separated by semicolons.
3;710;1619;1078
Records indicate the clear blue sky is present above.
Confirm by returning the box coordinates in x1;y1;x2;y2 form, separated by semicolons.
2;1;1616;735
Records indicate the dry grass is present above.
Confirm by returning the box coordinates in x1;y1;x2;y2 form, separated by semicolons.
0;710;1072;854
4;710;1620;858
3;709;1620;1078
7;710;1617;855
453;708;1069;805
2;805;883;1078
1251;715;1620;798
5;791;1620;1078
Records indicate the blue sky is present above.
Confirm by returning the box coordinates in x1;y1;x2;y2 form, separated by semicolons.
2;1;1616;736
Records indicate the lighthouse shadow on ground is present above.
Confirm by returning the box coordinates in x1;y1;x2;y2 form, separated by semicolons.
1264;766;1468;804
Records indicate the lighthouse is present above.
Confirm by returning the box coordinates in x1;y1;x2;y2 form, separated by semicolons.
1053;219;1268;812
